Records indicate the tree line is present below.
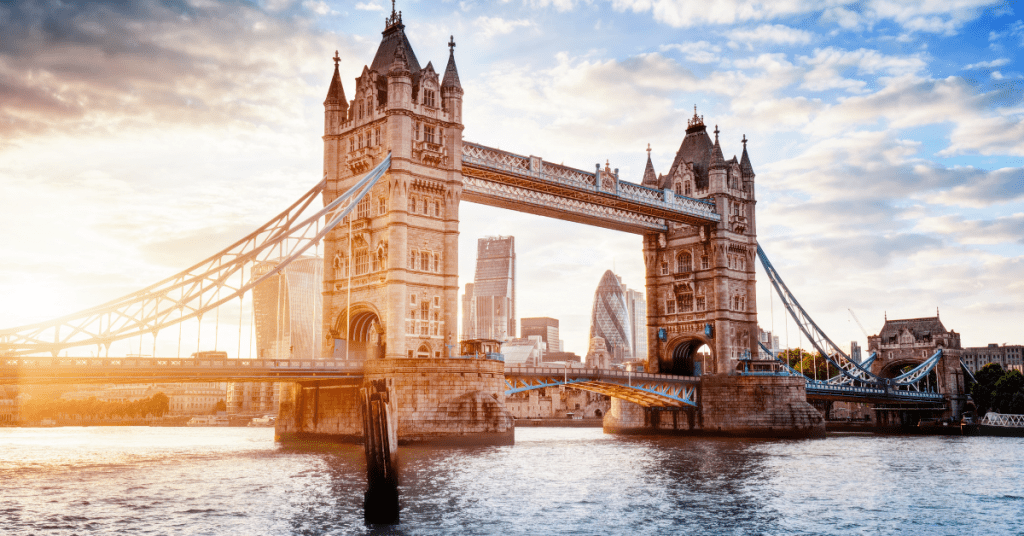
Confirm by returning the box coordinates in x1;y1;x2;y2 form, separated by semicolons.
20;392;170;421
970;363;1024;416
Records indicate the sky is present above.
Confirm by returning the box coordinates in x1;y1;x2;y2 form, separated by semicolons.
0;0;1022;359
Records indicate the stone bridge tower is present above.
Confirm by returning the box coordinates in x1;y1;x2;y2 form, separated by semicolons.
641;110;758;377
321;10;463;363
277;8;513;445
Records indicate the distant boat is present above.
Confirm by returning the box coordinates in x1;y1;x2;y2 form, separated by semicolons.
248;415;276;427
186;415;229;426
977;412;1024;437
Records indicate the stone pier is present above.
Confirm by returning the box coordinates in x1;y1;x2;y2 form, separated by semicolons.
276;357;514;445
603;375;825;438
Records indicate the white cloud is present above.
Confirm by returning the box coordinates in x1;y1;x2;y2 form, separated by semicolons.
964;58;1011;70
473;16;535;39
355;2;385;11
659;42;722;64
728;24;814;47
799;47;928;93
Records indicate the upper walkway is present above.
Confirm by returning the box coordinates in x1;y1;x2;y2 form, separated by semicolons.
461;141;721;234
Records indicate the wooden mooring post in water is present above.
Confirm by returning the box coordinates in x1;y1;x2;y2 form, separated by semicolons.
361;378;399;524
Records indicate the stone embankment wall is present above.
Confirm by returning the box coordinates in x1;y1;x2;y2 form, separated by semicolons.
603;375;824;438
276;358;514;445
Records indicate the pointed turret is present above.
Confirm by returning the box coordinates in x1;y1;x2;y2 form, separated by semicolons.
641;143;658;187
441;35;462;92
324;51;348;135
710;125;726;170
669;106;713;189
740;134;755;179
324;51;348;110
441;35;463;122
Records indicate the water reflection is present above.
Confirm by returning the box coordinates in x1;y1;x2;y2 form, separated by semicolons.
2;427;1023;535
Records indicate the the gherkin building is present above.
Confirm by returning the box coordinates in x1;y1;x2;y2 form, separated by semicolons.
589;270;632;364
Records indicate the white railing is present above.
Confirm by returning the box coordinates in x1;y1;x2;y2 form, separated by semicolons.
980;412;1024;427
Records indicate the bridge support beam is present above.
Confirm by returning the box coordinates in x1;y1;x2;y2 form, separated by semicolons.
275;358;514;445
603;375;824;438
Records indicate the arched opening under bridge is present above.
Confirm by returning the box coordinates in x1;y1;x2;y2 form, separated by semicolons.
879;359;938;391
335;308;382;361
662;336;712;376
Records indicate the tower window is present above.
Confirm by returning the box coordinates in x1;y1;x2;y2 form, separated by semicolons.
433;253;440;272
374;128;380;146
666;298;675;314
433;201;440;217
410;293;417;305
354;247;368;275
660;262;668;276
420;251;430;271
378;197;387;215
424;126;435;144
408;196;416;213
678;294;693;313
415;122;421;141
677;251;692;273
423;89;436;108
357;197;370;219
409;250;417;270
701;255;709;270
696;297;705;311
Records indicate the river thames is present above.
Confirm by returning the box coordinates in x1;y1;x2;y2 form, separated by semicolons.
1;427;1022;535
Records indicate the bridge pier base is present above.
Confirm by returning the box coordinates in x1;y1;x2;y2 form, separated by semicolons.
275;358;515;446
603;375;824;438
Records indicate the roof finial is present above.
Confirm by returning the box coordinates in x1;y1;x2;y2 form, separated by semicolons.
333;50;340;68
449;35;456;54
647;143;651;156
714;125;720;143
688;105;704;129
742;134;747;148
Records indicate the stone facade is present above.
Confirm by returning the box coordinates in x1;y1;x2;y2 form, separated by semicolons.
867;315;965;416
962;343;1024;374
320;12;463;363
505;387;609;419
643;114;759;377
603;375;824;437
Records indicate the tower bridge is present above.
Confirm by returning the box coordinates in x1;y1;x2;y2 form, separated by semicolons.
0;6;965;442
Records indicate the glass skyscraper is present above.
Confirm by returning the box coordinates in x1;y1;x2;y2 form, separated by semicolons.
462;236;515;341
589;270;633;364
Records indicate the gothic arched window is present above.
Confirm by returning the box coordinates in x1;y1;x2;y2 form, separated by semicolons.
677;251;692;273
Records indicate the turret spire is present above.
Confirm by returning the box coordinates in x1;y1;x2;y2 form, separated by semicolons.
740;134;755;178
641;143;658;187
324;50;347;111
441;34;462;91
710;125;725;169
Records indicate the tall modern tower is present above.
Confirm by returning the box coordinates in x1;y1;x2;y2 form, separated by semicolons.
622;286;647;362
521;317;559;352
252;256;323;360
589;270;633;364
463;236;515;341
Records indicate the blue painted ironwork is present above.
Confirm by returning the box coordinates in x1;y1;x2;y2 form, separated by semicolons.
756;243;881;387
504;366;698;408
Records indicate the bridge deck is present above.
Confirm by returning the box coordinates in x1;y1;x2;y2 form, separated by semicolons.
461;142;721;234
1;357;363;385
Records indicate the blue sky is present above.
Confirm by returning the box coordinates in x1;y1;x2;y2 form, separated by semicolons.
0;0;1021;357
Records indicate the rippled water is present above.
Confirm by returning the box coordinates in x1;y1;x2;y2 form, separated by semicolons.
1;427;1022;535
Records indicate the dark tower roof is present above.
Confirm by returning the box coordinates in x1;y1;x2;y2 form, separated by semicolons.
670;107;713;189
370;8;422;84
324;50;347;108
441;35;462;90
740;135;755;178
641;144;658;187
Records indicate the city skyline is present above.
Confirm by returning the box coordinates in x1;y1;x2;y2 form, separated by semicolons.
1;1;1023;359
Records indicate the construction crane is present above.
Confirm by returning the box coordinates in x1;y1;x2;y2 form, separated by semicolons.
847;309;869;338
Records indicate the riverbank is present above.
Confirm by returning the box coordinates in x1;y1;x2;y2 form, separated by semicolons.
514;417;603;427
